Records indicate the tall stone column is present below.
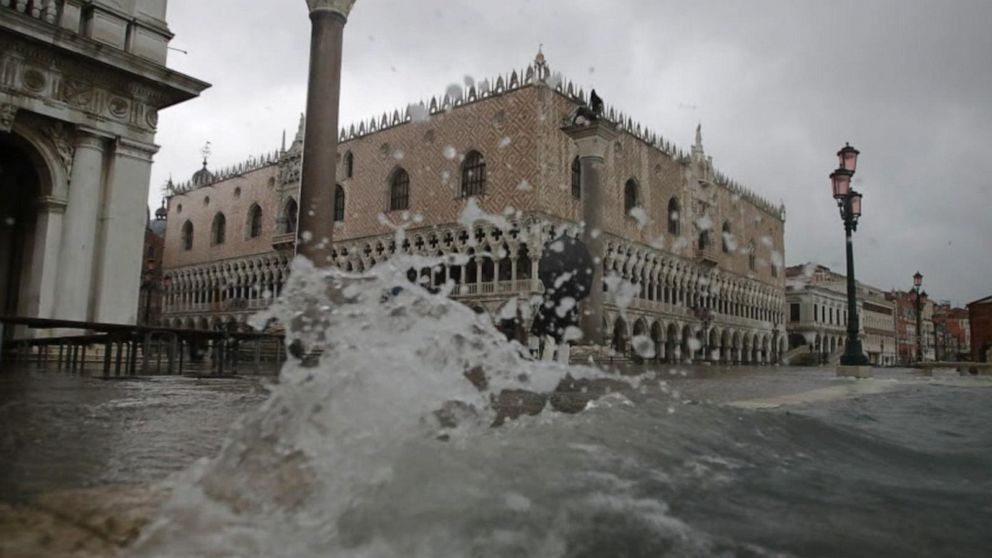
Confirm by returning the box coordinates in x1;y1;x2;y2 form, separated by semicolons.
299;0;355;266
91;138;158;325
54;130;107;322
561;120;617;347
24;197;66;321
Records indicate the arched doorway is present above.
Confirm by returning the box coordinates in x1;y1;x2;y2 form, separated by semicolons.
612;316;629;357
0;133;43;320
631;318;647;363
666;322;680;363
650;321;664;363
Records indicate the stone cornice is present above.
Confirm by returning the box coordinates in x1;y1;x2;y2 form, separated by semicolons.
0;16;209;109
306;0;356;18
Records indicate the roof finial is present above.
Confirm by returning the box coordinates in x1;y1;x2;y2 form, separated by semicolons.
695;122;702;147
281;129;287;152
201;140;212;168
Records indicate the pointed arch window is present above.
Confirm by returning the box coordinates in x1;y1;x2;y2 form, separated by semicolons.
334;185;345;222
698;229;710;250
667;197;681;235
211;213;226;245
182;220;194;251
722;221;732;253
460;150;487;197
248;204;263;239
748;241;757;271
571;157;582;199
389;168;410;211
283;198;298;234
345;151;354;179
624;179;639;214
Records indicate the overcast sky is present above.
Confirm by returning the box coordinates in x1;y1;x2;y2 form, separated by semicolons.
151;0;992;306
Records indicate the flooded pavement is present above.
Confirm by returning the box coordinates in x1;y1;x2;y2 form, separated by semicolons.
2;361;991;557
0;364;270;503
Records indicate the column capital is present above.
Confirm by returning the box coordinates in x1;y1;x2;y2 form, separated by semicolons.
561;119;618;160
306;0;355;18
38;196;68;214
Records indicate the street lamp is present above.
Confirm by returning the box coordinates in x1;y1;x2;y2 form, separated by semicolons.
831;143;869;366
911;271;927;363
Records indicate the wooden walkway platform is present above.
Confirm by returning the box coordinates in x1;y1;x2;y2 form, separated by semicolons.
0;316;285;377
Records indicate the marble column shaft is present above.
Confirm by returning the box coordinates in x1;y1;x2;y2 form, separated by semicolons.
54;131;106;321
299;7;348;265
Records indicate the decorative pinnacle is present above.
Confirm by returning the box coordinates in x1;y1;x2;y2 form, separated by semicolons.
305;0;355;17
201;141;211;167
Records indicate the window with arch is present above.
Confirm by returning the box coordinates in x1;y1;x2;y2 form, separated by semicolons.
624;179;639;214
571;157;581;199
283;198;298;234
460;150;487;197
211;213;226;245
182;221;193;251
667;198;681;235
389;168;410;211
247;204;263;239
698;229;710;250
344;151;354;179
722;221;732;253
334;185;345;222
748;241;757;271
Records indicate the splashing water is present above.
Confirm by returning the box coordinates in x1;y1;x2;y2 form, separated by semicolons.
131;257;664;557
128;260;992;557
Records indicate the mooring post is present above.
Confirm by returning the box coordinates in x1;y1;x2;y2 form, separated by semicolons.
103;339;112;377
142;333;151;375
114;341;123;376
178;338;185;375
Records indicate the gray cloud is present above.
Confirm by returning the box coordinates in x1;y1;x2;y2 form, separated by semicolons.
152;0;992;305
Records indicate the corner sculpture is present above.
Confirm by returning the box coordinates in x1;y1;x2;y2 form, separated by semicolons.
568;89;605;126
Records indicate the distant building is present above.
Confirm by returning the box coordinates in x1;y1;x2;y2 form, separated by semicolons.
886;290;936;364
0;1;208;330
137;204;167;326
160;53;789;364
932;303;970;361
785;264;896;366
967;296;992;362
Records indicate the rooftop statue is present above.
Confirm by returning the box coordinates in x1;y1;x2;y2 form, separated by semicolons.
568;89;605;126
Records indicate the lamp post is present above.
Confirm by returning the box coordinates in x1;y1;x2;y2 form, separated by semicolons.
831;143;869;366
912;271;927;363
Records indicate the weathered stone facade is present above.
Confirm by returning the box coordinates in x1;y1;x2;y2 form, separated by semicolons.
0;1;208;329
786;264;897;366
161;54;788;363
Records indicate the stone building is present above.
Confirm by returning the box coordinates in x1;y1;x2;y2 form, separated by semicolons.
932;303;970;362
967;296;992;362
785;264;896;366
887;290;936;364
0;0;208;329
160;53;788;364
137;203;166;325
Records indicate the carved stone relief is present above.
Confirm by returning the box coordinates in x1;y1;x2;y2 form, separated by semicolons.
44;122;76;177
0;103;16;132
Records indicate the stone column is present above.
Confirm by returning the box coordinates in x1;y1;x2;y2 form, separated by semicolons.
299;0;355;265
23;197;67;320
91;138;158;324
54;130;107;321
561;120;617;347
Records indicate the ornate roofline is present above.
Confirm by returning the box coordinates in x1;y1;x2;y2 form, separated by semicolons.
165;149;281;196
166;53;785;220
333;53;784;221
